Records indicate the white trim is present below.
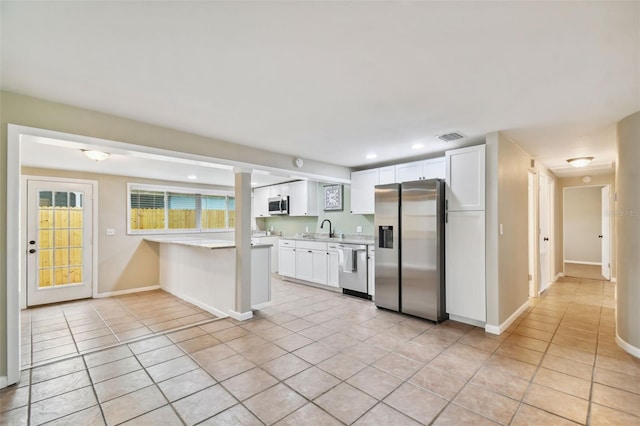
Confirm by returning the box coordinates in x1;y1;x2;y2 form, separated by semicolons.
616;333;640;359
554;272;564;281
229;310;253;321
564;260;602;266
484;300;530;335
95;285;161;299
610;277;617;283
7;125;21;386
448;314;485;328
0;376;7;389
178;294;229;319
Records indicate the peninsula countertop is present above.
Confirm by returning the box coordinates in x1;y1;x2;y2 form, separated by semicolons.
144;237;272;249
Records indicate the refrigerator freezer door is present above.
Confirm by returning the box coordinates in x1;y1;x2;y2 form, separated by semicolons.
374;184;400;311
400;180;445;321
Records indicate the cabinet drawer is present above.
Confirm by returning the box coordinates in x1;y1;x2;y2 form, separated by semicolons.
327;243;339;252
296;240;327;251
279;239;295;247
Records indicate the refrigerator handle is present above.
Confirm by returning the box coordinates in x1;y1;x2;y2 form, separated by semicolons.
445;212;448;224
445;199;448;211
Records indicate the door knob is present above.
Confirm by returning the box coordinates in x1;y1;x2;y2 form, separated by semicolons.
598;235;603;238
29;240;36;245
29;249;36;254
543;237;549;241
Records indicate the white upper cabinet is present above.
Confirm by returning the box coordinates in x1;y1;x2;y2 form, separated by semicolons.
378;166;396;185
351;169;379;214
253;186;271;218
396;158;446;182
269;184;289;197
289;181;318;216
446;145;485;211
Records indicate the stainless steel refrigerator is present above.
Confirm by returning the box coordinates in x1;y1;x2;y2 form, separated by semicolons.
374;179;447;322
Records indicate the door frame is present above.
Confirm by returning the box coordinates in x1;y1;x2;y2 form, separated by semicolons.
561;183;612;280
538;173;555;294
528;170;539;297
22;176;99;308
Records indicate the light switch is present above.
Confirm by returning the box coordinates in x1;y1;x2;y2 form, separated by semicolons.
499;224;503;235
106;228;115;236
356;226;363;233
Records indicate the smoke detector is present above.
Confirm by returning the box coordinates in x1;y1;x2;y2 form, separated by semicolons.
436;132;465;142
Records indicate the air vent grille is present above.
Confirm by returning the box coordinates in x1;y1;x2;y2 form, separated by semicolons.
437;132;465;142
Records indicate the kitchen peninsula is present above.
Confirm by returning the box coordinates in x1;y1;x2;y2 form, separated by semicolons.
145;237;272;318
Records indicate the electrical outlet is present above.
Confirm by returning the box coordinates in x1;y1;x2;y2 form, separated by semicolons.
106;228;115;236
356;226;363;233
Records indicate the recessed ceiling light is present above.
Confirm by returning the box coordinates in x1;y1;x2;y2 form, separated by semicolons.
366;153;377;159
187;174;197;179
411;143;425;149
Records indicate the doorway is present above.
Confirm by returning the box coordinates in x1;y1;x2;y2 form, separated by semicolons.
26;179;95;306
562;184;611;281
538;174;555;294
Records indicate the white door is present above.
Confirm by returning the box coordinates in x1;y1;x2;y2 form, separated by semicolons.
538;175;551;293
528;172;536;297
396;161;422;182
27;180;94;306
601;185;611;280
350;169;379;214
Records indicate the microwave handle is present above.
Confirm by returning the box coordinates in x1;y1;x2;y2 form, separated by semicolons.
279;199;284;212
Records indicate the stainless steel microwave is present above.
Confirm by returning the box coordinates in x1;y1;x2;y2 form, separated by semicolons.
268;196;289;215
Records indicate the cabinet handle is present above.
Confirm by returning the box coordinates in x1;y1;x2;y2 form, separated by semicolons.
308;250;312;253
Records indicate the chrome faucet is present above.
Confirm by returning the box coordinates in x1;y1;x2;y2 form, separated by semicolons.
320;219;334;238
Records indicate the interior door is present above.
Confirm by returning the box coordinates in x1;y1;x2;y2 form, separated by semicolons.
27;180;94;306
601;185;611;280
538;175;551;293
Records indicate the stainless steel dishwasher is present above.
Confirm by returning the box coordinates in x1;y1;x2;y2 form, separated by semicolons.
337;243;369;299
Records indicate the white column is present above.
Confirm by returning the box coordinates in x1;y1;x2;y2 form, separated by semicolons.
230;167;253;320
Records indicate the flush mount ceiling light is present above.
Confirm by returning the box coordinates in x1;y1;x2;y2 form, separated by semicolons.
366;153;377;159
187;174;197;180
567;157;594;168
82;149;110;161
411;143;425;149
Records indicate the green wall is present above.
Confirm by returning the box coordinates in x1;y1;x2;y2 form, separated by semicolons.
262;184;374;236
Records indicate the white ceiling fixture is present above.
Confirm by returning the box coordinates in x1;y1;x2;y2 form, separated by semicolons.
567;157;594;168
2;2;638;171
436;132;465;143
82;150;110;161
411;143;425;150
366;153;377;160
187;174;197;180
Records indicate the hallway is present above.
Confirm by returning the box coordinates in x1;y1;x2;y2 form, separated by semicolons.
1;275;638;425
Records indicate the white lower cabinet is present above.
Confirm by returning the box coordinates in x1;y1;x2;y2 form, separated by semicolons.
445;210;486;323
367;246;375;298
279;239;341;288
327;243;340;287
278;240;296;278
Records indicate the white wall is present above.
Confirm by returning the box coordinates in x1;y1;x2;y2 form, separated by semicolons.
563;186;602;263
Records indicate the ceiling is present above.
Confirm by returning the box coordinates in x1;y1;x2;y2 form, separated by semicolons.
2;1;639;178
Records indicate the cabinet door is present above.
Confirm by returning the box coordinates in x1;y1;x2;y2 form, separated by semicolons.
445;210;486;322
378;166;396;184
351;169;379;214
269;184;289;197
295;249;313;281
253;187;271;218
422;158;446;180
311;250;328;284
446;145;485;211
289;181;318;217
278;247;296;277
327;251;339;287
367;248;375;297
396;161;423;182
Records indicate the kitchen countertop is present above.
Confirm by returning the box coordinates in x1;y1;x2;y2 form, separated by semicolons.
281;234;375;245
144;237;272;249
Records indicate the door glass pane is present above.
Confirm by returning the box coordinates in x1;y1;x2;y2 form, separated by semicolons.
37;190;84;288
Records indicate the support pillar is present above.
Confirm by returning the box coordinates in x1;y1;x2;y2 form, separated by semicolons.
230;167;253;320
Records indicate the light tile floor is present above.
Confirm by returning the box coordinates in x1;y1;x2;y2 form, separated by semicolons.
2;275;639;425
20;290;217;368
564;263;607;281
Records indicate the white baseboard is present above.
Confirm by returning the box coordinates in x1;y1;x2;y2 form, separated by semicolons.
484;300;530;335
554;272;564;282
616;333;640;359
95;285;160;298
229;310;254;321
448;314;485;329
565;260;602;266
0;376;7;389
177;293;229;319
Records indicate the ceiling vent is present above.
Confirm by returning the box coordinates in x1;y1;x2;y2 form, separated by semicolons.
436;132;465;142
